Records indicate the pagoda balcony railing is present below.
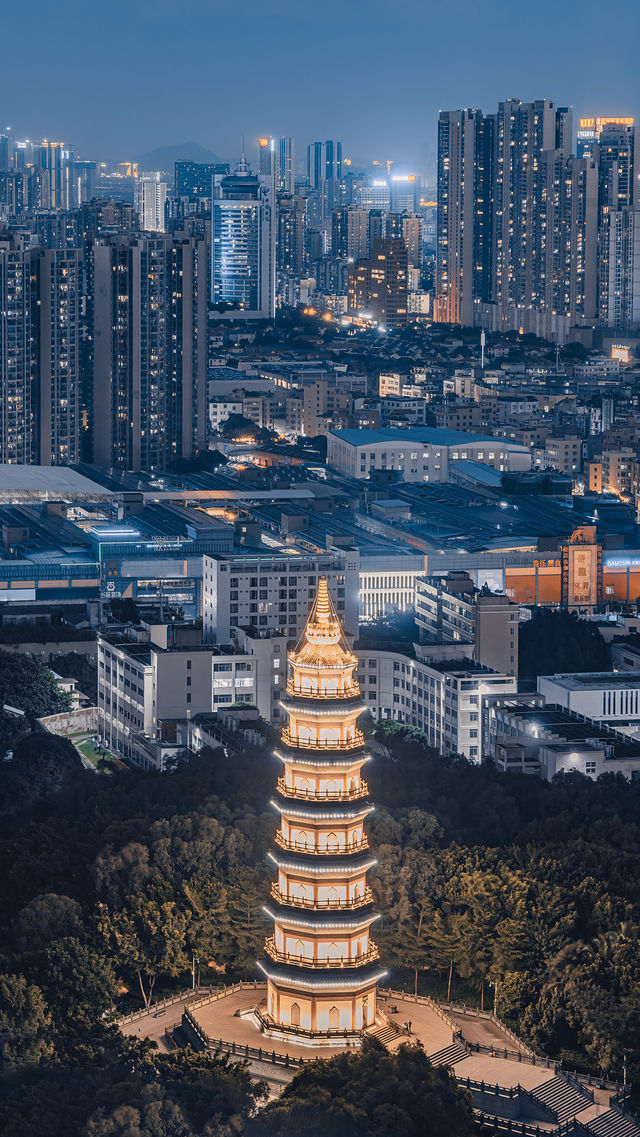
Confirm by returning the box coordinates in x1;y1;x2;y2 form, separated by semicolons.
270;883;374;911
276;776;369;802
264;937;379;969
274;832;369;855
285;681;361;700
280;728;365;752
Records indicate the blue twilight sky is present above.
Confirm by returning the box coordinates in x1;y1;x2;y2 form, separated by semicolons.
2;0;639;171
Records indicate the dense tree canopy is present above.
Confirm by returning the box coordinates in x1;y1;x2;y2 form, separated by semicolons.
519;609;610;679
255;1038;476;1137
1;718;640;1133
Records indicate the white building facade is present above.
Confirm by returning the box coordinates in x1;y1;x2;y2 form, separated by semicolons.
203;551;360;643
327;428;531;482
356;645;516;761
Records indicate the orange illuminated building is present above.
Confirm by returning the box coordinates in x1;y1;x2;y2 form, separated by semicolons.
259;579;384;1040
498;527;640;608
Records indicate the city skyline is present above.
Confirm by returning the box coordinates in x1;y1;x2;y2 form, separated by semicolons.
3;0;639;165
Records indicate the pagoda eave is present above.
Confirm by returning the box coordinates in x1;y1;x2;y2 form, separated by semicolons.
263;903;379;931
257;961;387;990
271;796;373;821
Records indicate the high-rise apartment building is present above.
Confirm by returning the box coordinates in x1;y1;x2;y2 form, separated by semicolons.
276;194;305;277
259;137;276;177
30;248;81;465
211;156;275;319
492;100;572;314
435;108;492;325
593;121;639;321
306;141;342;216
174;160;229;198
277;137;295;194
92;229;207;470
0;235;32;463
435;99;611;336
347;238;408;329
134;175;167;232
603;208;640;332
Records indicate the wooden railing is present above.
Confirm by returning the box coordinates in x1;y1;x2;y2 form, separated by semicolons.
276;776;369;802
264;937;379;968
280;728;365;751
274;832;369;855
285;681;361;700
252;1005;364;1042
270;883;374;911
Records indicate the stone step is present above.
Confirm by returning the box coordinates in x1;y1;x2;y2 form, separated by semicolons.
429;1041;469;1068
587;1108;640;1137
531;1075;593;1123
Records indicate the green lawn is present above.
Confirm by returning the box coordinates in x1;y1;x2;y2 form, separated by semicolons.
74;736;113;772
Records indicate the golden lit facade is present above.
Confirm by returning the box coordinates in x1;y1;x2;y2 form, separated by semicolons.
259;579;384;1040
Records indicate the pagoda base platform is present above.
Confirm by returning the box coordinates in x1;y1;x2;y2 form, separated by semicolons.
182;983;359;1060
181;983;456;1061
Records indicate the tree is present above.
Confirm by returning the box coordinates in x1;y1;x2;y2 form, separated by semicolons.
0;973;52;1064
257;1038;476;1137
99;897;189;1009
0;649;70;725
519;610;610;679
12;893;83;955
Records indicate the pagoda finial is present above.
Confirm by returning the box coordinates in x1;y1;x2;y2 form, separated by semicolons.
303;577;341;646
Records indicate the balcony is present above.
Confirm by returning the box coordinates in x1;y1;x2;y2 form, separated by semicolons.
274;832;369;855
270;883;374;911
281;728;365;752
286;681;361;700
264;936;379;968
277;776;369;803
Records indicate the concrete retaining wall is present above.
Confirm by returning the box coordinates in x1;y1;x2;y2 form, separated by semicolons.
38;707;98;737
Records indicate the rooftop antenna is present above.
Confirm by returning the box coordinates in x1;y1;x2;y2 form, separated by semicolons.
481;327;486;372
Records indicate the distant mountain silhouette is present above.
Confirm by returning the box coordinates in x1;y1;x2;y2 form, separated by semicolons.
136;141;225;174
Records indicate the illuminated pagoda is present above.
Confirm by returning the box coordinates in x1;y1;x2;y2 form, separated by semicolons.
259;578;384;1041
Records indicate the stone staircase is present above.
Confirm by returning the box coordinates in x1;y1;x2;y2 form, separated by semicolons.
586;1108;640;1137
369;1022;402;1047
531;1074;594;1123
428;1041;469;1068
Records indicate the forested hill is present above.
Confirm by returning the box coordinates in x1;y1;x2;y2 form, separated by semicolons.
1;730;639;1134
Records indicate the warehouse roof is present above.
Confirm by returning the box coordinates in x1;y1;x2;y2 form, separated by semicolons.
329;428;527;448
0;465;113;498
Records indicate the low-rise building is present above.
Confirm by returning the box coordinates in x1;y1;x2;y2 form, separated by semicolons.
415;572;519;677
537;671;640;732
485;694;640;780
202;550;360;643
327;428;531;482
97;621;285;769
356;644;516;761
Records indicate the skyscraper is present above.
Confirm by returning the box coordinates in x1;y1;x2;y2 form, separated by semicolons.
435;99;604;336
0;235;32;463
30;247;81;465
211;155;275;319
259;137;276;178
593;121;639;321
348;238;409;329
277;137;295;195
603;208;640;332
92;229;207;470
307;141;343;217
260;580;383;1038
134;176;167;232
435;108;492;325
174;160;229;198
